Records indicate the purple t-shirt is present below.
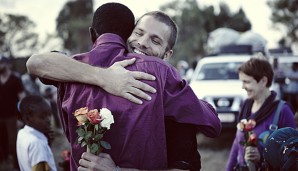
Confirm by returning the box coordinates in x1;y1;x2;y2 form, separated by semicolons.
57;33;221;170
226;102;295;171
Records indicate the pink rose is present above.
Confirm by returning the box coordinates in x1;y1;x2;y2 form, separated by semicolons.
87;109;102;124
248;132;257;146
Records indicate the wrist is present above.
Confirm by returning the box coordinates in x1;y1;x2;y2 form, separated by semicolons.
94;67;106;88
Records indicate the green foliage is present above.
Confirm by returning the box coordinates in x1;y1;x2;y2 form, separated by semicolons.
89;143;99;154
0;13;38;58
56;0;93;54
267;0;298;43
94;134;102;141
76;127;85;137
160;0;251;64
85;131;93;140
76;121;110;155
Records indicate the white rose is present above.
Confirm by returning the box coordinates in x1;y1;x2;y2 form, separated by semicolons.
100;108;114;130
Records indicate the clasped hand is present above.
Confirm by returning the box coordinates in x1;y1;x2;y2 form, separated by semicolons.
78;152;116;171
244;146;261;163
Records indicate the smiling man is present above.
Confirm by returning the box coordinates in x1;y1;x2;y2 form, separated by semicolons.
127;12;174;61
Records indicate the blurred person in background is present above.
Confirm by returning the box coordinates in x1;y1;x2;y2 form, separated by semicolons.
21;73;42;96
185;60;197;83
226;57;296;171
285;62;298;115
0;55;25;170
272;57;286;99
21;72;61;129
176;60;189;80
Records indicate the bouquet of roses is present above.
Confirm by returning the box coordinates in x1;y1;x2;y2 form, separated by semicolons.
237;119;257;147
237;118;258;171
73;107;114;155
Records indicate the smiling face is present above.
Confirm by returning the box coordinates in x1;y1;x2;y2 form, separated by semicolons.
239;71;267;100
127;15;173;60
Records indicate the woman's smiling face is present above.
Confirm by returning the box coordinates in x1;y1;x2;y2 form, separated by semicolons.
239;71;266;100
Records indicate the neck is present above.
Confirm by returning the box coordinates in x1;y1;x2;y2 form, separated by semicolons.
254;89;271;105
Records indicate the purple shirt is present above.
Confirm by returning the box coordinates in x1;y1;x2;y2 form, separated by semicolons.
226;102;295;171
57;33;221;170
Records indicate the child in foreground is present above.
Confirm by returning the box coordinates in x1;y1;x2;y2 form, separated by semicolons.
17;95;57;171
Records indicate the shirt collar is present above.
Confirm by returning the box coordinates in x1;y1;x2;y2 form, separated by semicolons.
24;125;48;141
93;33;127;49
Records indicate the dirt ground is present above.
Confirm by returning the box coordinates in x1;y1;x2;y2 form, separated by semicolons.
197;129;236;171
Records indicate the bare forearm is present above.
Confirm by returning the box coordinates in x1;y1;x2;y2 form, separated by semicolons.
27;52;156;104
26;52;102;86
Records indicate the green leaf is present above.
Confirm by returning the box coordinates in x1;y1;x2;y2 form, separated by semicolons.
94;134;103;141
76;128;85;137
90;143;99;154
85;131;93;140
100;141;111;150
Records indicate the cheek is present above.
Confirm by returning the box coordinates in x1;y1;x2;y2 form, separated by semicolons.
128;35;137;43
152;47;166;58
244;83;254;91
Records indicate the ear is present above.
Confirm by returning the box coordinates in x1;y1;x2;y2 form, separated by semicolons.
163;50;173;61
89;27;98;43
261;76;268;86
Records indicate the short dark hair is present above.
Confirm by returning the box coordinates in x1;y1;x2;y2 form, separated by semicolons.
238;58;273;87
137;11;178;51
19;95;48;120
92;3;135;41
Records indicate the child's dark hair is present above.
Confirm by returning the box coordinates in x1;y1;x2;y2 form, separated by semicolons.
19;95;47;120
92;3;135;41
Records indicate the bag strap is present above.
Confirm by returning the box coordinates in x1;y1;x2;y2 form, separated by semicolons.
269;100;285;131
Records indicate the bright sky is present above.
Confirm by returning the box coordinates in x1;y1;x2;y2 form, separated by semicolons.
0;0;284;49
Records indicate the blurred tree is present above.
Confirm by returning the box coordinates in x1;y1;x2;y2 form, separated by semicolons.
160;0;251;64
228;8;251;32
0;13;38;58
56;0;93;54
160;0;206;65
267;0;298;44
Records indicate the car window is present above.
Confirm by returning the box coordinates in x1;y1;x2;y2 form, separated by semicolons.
197;62;242;80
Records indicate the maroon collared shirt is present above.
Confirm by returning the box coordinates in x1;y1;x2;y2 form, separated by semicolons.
57;33;221;170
